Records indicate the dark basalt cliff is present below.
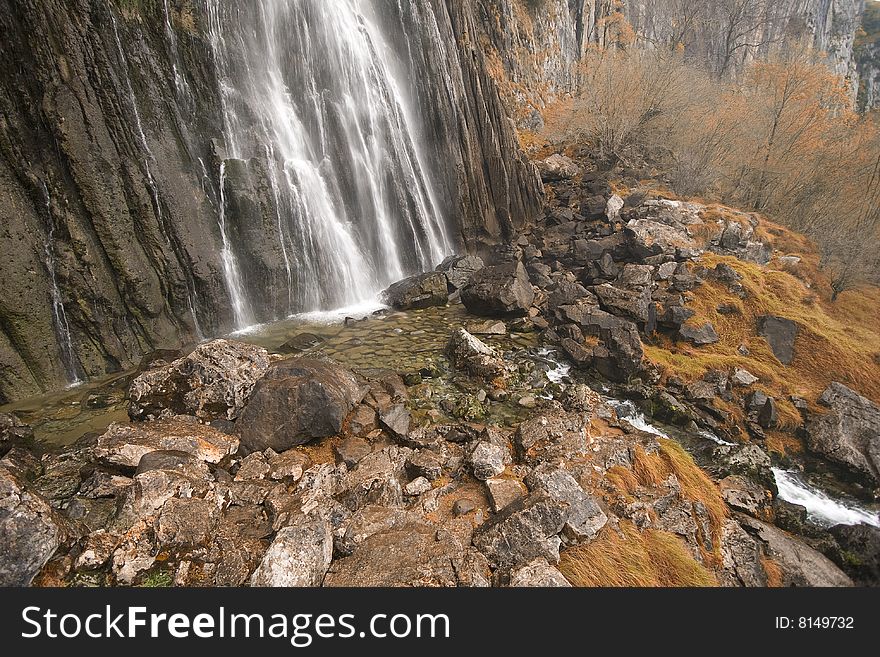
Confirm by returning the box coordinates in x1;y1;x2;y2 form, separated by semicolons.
0;0;542;403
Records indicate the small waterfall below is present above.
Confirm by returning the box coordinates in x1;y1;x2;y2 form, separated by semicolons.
203;0;453;329
110;10;204;340
40;183;81;385
773;468;880;528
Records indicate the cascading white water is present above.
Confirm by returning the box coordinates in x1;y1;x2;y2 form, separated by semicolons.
110;10;204;339
217;160;255;327
40;183;81;385
161;0;194;112
203;0;452;328
773;468;880;528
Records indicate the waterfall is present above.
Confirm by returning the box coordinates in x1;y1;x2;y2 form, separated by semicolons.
203;0;453;328
40;183;81;385
109;10;205;340
161;0;194;113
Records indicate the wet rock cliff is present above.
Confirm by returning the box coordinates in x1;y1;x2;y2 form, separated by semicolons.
0;0;542;403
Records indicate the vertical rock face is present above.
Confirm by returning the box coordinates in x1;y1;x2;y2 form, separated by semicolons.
479;0;868;116
0;0;541;403
856;1;880;110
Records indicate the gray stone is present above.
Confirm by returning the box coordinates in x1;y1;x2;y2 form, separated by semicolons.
249;517;333;587
525;464;608;544
446;329;507;379
334;437;373;468
514;412;589;466
485;478;526;512
453;499;477;516
437;255;485;291
468;442;510;480
379;404;412;441
473;494;568;568
535;154;580;181
461;261;535;317
806;383;880;485
94;418;239;467
509;558;571;587
732;368;758;386
129;339;270;422
237;358;367;452
382;272;449;310
757;316;798;365
405;477;432;496
720;476;772;519
679;322;720;346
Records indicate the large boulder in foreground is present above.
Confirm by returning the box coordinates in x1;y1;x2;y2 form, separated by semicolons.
0;466;74;586
382;272;449;310
237;359;367;452
93;417;240;467
806;383;880;485
461;261;535;317
129;340;270;422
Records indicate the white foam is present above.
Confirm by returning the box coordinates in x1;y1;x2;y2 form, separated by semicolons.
773;468;880;528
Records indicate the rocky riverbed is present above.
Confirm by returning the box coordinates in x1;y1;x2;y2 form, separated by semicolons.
2;157;879;588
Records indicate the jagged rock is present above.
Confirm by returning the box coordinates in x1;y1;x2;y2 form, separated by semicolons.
0;414;33;458
461;261;535;317
267;449;310;482
593;283;655;330
509;558;571;587
758;397;778;429
336;446;408;512
536;154;580;181
325;520;489;587
382;272;449;310
406;449;444;481
33;454;86;503
559;304;644;382
805;383;880;485
547;281;595;311
334;437;373;468
0;466;74;586
718;519;767;587
249;517;333;587
605;194;624;221
485;477;526;512
237;358;367;452
738;515;852;587
155;497;220;547
234;452;271;481
74;530;120;570
772;499;809;535
515;412;589;466
732;368;758;386
624;218;696;259
78;471;133;499
560;384;601;413
473;494;569;568
468;441;510;480
135;450;212;479
679;322;720;346
465;319;507;335
829;523;880;586
720;476;772;520
128;340;270;422
93;418;239;467
757;316;798;365
525;464;607;545
659;304;695;330
379;404;412;441
345;404;378;436
560;338;593;366
437;255;484;291
712;444;773;487
405;477;432;496
446;329;507;378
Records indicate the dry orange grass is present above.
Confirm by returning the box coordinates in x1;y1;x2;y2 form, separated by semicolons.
559;521;718;587
645;223;880;412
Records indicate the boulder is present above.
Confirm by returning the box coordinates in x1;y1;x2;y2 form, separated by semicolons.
679;322;720;346
473;494;569;568
94;417;239;467
509;558;571;587
805;383;880;485
0;467;73;586
738;515;852;587
593;283;655;330
436;255;484;291
720;476;772;520
485;477;526;513
514;412;589;466
559;305;643;382
249;517;333;587
757;316;798;365
732;368;758;387
605;195;625;222
336;446;408;512
461;261;535;317
525;464;607;544
129;339;270;422
535;154;580;182
237;358;367;452
379;404;412;441
624;218;696;260
829;523;880;586
381;272;449;310
325;520;490;587
446;329;507;379
468;441;510;480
